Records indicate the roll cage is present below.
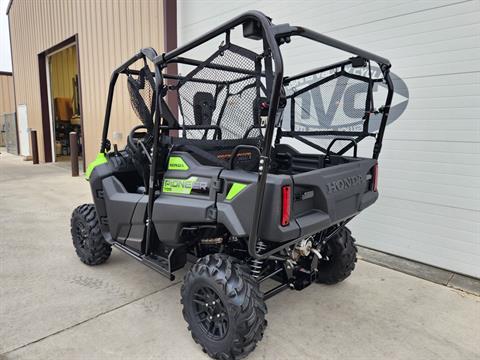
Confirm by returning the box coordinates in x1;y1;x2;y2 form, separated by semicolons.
98;10;393;261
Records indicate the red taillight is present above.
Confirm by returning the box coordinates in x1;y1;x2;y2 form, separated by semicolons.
373;163;378;192
281;185;291;226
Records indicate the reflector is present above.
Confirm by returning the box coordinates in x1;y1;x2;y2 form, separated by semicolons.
281;186;291;226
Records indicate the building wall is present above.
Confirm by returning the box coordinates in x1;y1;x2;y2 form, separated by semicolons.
8;0;165;164
178;0;480;277
49;45;78;101
0;72;15;114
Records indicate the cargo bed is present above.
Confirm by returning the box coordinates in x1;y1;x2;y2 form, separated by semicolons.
216;144;378;243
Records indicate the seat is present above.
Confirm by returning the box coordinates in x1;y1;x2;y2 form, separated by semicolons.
171;137;261;171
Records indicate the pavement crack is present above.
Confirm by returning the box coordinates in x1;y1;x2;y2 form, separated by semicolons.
0;280;182;356
446;272;455;286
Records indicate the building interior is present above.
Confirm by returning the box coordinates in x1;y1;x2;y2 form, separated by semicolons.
48;44;82;169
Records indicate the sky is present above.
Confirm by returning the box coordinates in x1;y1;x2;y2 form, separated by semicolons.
0;0;12;72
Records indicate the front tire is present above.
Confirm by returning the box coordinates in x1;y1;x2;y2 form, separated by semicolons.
316;227;357;284
181;254;267;359
71;204;111;265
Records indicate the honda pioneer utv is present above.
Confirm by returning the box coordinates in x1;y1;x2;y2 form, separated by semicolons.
71;11;394;359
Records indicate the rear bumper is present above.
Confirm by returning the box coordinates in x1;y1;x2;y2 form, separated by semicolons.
217;158;378;242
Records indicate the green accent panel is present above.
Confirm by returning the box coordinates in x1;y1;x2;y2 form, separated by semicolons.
226;183;247;200
162;177;198;194
85;152;108;181
168;156;189;171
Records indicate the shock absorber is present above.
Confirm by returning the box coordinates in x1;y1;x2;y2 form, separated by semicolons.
250;241;267;279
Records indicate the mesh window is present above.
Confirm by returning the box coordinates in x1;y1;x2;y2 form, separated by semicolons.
127;66;155;128
177;44;263;140
284;70;371;153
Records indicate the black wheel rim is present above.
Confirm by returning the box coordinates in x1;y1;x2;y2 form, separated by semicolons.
192;286;229;340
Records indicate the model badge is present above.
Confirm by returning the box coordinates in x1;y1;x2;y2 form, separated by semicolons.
162;177;208;194
327;175;365;193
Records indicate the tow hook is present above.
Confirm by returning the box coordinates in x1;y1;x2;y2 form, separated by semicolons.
291;236;325;261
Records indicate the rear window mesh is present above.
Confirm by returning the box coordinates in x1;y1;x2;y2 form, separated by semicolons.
283;69;373;154
287;75;368;133
127;66;155;129
177;44;263;140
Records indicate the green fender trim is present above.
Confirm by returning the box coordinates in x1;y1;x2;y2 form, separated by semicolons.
226;182;247;200
167;156;189;171
85;152;108;181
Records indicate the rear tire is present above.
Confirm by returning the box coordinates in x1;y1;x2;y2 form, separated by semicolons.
316;227;357;284
181;254;267;359
71;204;111;265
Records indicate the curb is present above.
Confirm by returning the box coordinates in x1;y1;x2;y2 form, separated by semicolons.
358;246;480;296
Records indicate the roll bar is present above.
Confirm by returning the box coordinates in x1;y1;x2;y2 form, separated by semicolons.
99;10;393;261
272;24;391;67
100;48;157;153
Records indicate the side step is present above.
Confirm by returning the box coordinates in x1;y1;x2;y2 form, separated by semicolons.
112;242;175;281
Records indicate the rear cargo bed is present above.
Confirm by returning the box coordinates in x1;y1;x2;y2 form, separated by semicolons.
291;157;377;238
217;145;378;243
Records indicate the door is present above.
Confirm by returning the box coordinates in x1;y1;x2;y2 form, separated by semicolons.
3;113;19;155
38;35;85;171
17;104;30;157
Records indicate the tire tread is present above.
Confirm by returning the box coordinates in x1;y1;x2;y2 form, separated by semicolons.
181;253;267;360
71;204;111;265
316;227;357;285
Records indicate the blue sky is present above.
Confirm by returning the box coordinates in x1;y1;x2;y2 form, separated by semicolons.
0;0;12;72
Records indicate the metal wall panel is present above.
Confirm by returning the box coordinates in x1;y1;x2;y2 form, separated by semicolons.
0;73;15;114
179;0;480;277
8;0;164;164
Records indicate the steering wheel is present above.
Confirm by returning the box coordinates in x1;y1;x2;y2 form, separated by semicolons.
127;125;152;163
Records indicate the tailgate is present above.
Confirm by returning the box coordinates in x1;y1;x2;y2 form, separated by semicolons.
292;158;378;237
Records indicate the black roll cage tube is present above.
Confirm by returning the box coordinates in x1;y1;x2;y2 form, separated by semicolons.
99;10;393;261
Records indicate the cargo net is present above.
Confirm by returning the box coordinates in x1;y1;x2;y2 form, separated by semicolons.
177;44;263;140
284;70;371;154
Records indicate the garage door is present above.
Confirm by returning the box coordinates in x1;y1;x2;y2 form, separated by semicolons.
178;0;480;278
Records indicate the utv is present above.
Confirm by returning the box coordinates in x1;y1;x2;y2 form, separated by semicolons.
71;11;394;359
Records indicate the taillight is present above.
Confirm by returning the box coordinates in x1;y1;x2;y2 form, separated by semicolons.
281;185;291;226
372;163;378;192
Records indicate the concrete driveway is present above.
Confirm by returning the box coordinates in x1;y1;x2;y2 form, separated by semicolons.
1;152;479;360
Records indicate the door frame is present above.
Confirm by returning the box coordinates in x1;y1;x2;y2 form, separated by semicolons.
38;34;85;171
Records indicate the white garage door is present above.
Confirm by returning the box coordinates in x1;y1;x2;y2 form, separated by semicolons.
178;0;480;278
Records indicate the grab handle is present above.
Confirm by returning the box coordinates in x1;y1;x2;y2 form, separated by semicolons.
229;145;261;170
326;137;358;159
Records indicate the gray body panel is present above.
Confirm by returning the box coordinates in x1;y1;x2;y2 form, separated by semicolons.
216;170;300;240
291;158;378;238
125;196;147;252
90;149;378;251
216;157;377;242
152;152;221;246
102;176;142;243
88;152;143;244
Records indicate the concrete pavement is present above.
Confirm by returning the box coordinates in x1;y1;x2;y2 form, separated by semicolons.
1;152;479;360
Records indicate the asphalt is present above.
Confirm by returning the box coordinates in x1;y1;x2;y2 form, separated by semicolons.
1;151;479;360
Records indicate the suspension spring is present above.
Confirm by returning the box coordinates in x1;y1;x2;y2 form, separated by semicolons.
250;241;267;279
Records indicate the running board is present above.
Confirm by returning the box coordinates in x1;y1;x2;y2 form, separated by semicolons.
112;242;175;281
